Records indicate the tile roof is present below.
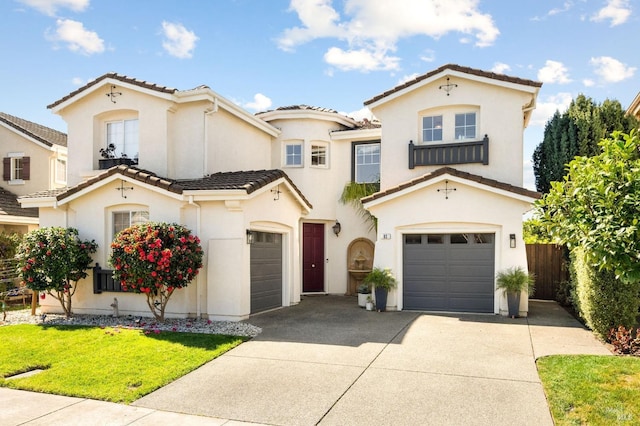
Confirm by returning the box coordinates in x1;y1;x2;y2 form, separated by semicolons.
256;105;339;115
0;186;38;218
0;112;67;148
47;73;178;110
364;64;543;106
33;166;311;208
361;167;541;204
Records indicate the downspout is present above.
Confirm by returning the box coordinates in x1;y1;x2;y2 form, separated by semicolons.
188;195;202;317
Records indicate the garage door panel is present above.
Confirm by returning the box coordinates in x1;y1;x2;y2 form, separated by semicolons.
403;233;495;313
250;232;282;314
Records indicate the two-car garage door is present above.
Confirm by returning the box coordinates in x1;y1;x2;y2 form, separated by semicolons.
403;233;495;313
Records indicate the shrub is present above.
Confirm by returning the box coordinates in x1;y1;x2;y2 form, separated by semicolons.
0;232;21;259
554;280;574;307
571;246;640;339
16;227;97;317
110;222;203;321
608;326;640;355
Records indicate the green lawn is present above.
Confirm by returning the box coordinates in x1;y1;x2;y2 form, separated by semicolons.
0;324;245;403
538;355;640;425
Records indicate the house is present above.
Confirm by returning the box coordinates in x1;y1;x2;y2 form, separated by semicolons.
627;91;640;120
19;64;540;320
0;112;68;234
361;65;541;315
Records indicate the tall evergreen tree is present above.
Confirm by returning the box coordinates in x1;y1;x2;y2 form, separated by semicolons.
533;95;638;193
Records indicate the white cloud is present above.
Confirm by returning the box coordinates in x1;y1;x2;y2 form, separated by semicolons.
582;78;595;87
591;0;631;26
537;60;572;84
530;92;573;127
277;0;499;73
397;73;420;85
244;93;272;111
590;56;636;82
420;49;435;63
47;19;104;55
491;62;511;74
19;0;88;16
161;21;198;59
342;107;376;122
324;47;400;72
71;77;87;86
548;1;574;16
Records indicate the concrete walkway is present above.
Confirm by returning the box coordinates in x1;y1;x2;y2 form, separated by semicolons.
1;298;610;425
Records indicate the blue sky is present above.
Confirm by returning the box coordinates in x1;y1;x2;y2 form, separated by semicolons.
0;0;637;189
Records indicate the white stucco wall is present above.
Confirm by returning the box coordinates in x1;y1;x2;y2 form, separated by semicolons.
366;175;534;316
369;75;535;190
264;114;378;295
35;174;305;322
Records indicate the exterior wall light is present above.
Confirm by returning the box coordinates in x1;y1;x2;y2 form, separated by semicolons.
332;221;341;237
509;233;516;248
246;229;254;245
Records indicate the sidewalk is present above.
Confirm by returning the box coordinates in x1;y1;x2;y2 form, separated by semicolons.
0;299;610;425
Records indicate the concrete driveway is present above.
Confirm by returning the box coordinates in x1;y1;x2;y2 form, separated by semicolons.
134;296;610;425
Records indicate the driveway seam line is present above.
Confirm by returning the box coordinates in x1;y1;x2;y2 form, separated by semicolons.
314;313;421;425
365;365;542;384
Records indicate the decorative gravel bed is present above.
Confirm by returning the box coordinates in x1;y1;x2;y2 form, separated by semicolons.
0;309;262;337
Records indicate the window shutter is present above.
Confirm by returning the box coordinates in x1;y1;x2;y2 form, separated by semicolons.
22;157;30;180
2;158;9;181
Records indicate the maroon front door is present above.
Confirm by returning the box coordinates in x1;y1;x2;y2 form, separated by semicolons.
303;223;325;292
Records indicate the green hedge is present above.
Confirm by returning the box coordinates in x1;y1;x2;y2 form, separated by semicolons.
571;246;640;339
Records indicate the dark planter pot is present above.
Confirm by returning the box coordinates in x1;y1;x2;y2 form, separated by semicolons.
374;287;388;312
506;291;521;318
99;158;137;170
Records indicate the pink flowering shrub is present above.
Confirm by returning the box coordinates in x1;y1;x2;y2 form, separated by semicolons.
110;222;203;321
17;227;98;317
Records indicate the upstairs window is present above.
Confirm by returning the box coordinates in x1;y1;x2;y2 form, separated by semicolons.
422;115;443;142
455;113;476;140
284;143;303;167
311;144;328;167
353;142;380;184
106;119;139;160
3;154;30;182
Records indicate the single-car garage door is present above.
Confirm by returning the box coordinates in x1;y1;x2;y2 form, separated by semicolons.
250;232;282;314
403;233;495;313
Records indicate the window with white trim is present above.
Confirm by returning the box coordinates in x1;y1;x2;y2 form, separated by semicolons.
284;143;303;167
455;113;476;140
113;210;149;238
3;154;29;182
354;142;380;183
422;115;443;142
310;144;328;167
55;158;67;184
106;119;139;160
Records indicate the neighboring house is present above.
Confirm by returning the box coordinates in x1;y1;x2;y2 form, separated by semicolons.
0;112;67;233
627;91;640;120
19;64;541;320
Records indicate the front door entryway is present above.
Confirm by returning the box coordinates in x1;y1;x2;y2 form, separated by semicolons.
303;223;324;292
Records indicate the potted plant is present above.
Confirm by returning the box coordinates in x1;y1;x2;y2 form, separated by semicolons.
363;267;397;312
496;266;535;318
356;283;371;308
98;144;136;170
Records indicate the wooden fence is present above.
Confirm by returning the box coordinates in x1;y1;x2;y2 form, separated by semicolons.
525;244;569;300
